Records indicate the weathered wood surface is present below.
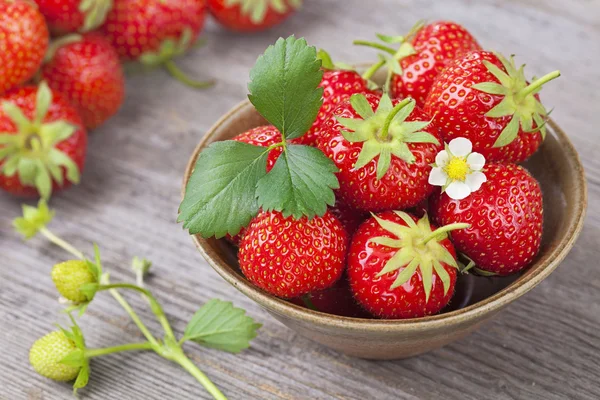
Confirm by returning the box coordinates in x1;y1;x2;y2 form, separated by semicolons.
1;0;599;399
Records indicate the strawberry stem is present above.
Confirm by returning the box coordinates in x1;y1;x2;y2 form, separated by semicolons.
301;294;318;311
379;98;412;141
353;40;396;55
518;70;560;99
421;223;470;245
362;59;386;80
164;60;215;89
98;283;176;342
84;342;153;358
39;228;85;259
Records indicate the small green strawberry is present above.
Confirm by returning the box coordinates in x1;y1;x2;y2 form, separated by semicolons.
52;260;98;303
29;331;81;381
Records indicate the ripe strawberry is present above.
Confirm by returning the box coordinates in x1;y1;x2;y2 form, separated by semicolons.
238;210;347;298
41;33;125;130
0;0;49;94
207;0;301;32
357;21;480;107
100;0;212;88
29;331;81;381
101;0;205;60
317;93;443;211
348;211;466;319
290;277;371;318
424;50;560;163
296;50;376;146
430;163;543;275
34;0;112;34
52;260;97;303
0;83;87;199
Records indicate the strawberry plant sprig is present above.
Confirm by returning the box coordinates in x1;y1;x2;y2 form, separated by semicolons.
179;36;339;238
15;200;261;399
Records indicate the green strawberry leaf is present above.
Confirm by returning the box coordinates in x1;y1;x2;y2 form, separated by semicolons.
179;141;269;238
248;36;323;140
256;144;338;219
182;299;261;353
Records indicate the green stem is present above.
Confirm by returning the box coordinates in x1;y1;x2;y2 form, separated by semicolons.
352;40;396;55
171;352;227;400
421;223;470;245
362;59;386;80
107;288;161;349
301;295;317;311
379;97;412;140
98;283;176;343
40;227;85;259
164;60;215;89
518;70;560;98
85;342;153;358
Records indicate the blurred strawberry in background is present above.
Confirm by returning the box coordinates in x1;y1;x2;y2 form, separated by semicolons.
207;0;302;32
34;0;113;34
42;33;125;129
0;0;49;95
100;0;212;87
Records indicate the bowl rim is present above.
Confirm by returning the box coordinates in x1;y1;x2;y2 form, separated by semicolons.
182;99;587;332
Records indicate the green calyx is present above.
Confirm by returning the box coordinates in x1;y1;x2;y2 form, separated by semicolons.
471;52;560;147
226;0;303;23
370;211;469;302
13;199;55;239
355;21;425;90
79;0;113;32
140;29;215;89
337;93;439;179
0;82;81;200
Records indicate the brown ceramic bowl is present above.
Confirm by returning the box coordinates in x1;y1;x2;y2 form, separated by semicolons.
182;87;586;360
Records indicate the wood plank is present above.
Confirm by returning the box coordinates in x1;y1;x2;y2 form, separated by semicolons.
1;0;599;399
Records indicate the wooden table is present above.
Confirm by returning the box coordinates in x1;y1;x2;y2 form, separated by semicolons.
1;1;598;398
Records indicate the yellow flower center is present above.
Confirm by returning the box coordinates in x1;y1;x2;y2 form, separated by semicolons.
444;157;469;181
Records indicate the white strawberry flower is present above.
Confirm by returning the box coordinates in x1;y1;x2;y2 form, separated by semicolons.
428;137;487;200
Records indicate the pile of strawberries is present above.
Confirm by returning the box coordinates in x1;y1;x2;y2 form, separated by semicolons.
218;21;558;319
0;0;302;199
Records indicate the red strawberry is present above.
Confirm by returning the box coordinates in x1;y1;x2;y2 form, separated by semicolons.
357;21;481;107
348;211;466;319
317;93;443;211
238;210;347;298
207;0;301;32
0;0;49;94
430;163;543;275
290;277;371;318
41;33;125;130
33;0;112;34
100;0;212;88
296;50;376;146
0;83;87;199
424;50;560;163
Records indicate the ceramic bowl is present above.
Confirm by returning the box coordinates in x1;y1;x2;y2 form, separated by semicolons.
182;93;586;360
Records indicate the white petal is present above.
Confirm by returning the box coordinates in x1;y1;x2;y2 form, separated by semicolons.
467;152;486;171
428;167;448;186
449;137;472;157
435;150;449;166
465;171;487;192
445;181;471;200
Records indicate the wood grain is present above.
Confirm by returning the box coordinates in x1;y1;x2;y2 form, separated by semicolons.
1;0;599;399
